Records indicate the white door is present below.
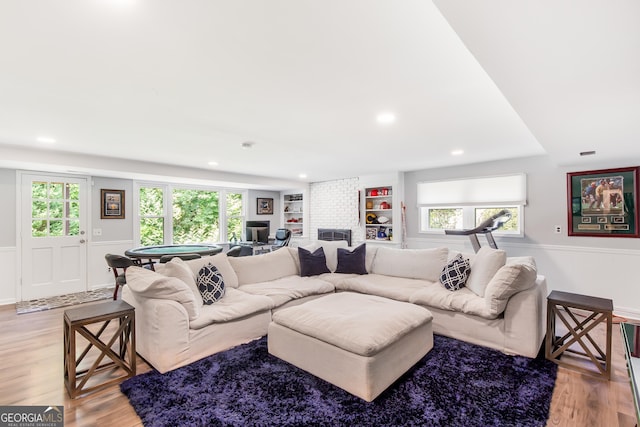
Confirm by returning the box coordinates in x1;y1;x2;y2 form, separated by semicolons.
21;174;88;300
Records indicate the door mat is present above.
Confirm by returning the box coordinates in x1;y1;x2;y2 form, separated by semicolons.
16;287;114;314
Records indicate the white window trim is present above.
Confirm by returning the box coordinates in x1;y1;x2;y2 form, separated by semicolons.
134;181;248;245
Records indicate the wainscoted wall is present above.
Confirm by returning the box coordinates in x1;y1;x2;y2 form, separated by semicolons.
308;178;364;244
406;237;640;320
88;240;136;290
0;247;17;305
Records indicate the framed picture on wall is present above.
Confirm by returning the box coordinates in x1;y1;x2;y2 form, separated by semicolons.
256;197;273;215
101;189;125;219
567;166;639;237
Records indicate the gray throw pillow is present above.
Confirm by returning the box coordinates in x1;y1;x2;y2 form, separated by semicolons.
298;247;331;277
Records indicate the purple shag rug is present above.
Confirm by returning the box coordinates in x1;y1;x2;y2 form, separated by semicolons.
121;335;557;426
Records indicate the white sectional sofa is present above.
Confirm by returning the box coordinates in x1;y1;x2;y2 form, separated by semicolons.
122;241;547;373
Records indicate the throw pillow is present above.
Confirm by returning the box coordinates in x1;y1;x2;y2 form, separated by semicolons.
335;244;368;275
439;253;471;291
298;247;331;277
197;263;226;305
465;247;507;297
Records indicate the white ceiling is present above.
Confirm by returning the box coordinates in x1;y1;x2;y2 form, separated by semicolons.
0;1;637;185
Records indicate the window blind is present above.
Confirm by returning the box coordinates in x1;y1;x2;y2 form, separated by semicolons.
417;174;527;206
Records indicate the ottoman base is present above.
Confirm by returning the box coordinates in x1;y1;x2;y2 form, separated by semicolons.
267;319;433;402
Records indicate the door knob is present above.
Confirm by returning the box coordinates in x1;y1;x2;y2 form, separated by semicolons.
80;239;86;244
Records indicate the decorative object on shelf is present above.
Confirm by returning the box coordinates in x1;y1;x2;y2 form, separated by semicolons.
257;198;274;215
377;216;390;224
380;201;390;209
370;189;379;196
377;227;388;240
567;166;639;237
366;228;377;240
366;213;378;224
101;189;125;219
366;200;373;209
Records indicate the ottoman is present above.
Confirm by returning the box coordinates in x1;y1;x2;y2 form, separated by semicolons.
267;292;433;402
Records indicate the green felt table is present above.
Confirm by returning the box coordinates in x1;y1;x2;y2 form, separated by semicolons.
125;244;223;259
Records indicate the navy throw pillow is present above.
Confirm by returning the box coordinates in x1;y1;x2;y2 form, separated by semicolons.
298;247;331;277
335;244;368;275
197;263;226;304
439;253;471;291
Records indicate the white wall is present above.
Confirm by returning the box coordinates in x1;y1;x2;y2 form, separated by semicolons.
309;177;363;243
404;155;640;318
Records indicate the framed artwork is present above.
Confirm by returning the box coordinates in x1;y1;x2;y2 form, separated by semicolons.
256;197;274;215
567;166;639;237
101;189;125;219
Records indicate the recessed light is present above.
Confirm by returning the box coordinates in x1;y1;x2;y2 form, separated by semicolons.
208;161;219;166
241;141;255;150
376;112;396;125
298;173;307;179
451;149;464;156
37;136;56;144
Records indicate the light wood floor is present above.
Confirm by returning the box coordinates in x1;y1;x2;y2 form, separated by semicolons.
0;301;637;427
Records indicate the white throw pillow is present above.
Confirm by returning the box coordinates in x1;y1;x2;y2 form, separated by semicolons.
228;247;298;285
484;260;537;316
371;247;449;282
465;247;507;297
184;253;239;289
125;266;200;320
302;240;349;272
162;257;203;306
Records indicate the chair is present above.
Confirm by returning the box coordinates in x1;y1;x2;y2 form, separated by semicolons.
271;228;292;250
105;254;135;300
226;245;254;257
158;253;202;264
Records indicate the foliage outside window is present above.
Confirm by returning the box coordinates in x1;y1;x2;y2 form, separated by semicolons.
226;192;243;242
138;184;245;245
139;187;165;246
420;206;521;235
31;181;80;237
172;189;220;244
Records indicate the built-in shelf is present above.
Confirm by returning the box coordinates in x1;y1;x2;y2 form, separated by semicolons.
364;186;394;242
283;193;304;237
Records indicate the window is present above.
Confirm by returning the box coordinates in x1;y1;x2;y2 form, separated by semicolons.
172;189;219;244
139;186;166;246
418;174;526;236
136;183;246;245
226;192;244;242
31;180;80;237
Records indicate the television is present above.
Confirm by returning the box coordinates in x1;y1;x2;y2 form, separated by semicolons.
245;220;270;244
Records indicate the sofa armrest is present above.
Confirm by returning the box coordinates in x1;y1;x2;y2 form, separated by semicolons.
123;287;191;372
502;275;547;358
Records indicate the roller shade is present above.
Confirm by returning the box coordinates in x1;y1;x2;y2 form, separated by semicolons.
417;174;527;206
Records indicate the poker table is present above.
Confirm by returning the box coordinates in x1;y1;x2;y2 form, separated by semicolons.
125;244;223;266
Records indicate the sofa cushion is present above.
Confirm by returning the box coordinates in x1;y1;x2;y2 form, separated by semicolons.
197;263;226;304
125;266;200;321
228;247;298;285
439;253;471;291
485;257;537;316
336;274;430;302
189;288;275;330
371;247;448;282
409;284;491;318
335;243;368;275
303;240;349;272
289;244;378;274
466;247;507;297
184;253;239;289
238;275;335;306
162;257;203;306
298;247;331;277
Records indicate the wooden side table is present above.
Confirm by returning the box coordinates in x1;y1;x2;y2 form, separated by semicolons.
64;300;136;398
545;290;613;379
